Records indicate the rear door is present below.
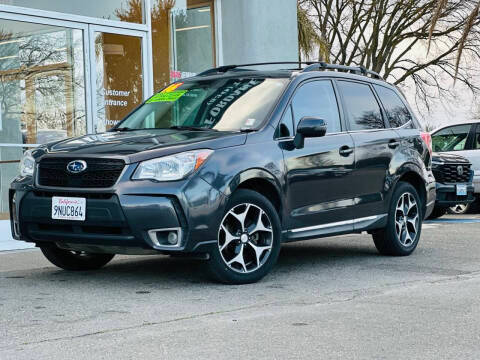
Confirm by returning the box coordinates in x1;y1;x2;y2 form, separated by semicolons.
279;79;355;235
336;80;399;226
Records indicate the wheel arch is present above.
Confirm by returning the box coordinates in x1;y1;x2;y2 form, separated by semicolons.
395;165;427;217
225;168;284;221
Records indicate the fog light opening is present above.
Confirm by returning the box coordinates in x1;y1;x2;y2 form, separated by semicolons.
148;228;182;248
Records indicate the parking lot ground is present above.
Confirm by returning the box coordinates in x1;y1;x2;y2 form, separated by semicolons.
1;215;480;360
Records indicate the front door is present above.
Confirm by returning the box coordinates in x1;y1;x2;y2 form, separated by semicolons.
280;79;355;237
88;25;149;132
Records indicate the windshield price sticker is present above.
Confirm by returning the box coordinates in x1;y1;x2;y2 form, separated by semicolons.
147;90;188;103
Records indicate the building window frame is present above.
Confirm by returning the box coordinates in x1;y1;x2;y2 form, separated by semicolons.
0;3;149;31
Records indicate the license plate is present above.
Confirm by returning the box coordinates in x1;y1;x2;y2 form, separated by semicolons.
456;184;468;196
51;197;86;221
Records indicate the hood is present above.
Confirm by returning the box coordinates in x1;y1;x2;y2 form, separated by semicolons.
432;152;471;164
39;129;247;164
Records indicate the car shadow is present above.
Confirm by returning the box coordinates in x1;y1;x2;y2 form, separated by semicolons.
16;237;383;289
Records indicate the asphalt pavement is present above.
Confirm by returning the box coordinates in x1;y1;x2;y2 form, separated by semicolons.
1;215;480;360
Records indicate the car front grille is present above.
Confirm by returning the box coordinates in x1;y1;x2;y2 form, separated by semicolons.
37;158;125;188
433;163;471;184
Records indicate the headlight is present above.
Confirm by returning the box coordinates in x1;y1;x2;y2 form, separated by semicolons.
19;150;35;177
431;159;444;168
132;149;213;181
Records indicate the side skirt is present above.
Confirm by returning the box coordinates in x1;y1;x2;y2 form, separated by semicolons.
282;214;388;243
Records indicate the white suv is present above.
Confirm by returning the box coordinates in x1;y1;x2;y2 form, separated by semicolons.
431;121;480;212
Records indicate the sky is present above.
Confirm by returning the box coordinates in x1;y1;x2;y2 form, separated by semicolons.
403;79;477;131
399;42;479;131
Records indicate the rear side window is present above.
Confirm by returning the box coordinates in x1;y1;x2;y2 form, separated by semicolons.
291;80;341;134
432;125;471;152
337;81;384;131
374;85;413;128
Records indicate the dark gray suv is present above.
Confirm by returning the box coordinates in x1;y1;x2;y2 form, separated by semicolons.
10;62;436;284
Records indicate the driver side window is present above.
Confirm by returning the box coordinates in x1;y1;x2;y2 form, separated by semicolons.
432;124;472;152
291;80;341;134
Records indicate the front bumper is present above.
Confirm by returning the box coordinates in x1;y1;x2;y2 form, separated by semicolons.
434;182;475;207
10;173;226;254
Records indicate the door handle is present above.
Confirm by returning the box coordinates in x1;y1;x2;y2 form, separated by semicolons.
388;139;400;149
339;146;354;157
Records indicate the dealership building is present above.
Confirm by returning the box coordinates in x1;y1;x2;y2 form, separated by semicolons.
0;0;299;222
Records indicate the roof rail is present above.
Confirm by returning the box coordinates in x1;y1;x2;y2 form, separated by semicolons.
301;62;383;79
197;62;315;76
196;61;383;80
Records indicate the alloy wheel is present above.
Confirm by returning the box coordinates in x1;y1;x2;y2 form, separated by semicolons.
395;192;419;246
218;203;273;273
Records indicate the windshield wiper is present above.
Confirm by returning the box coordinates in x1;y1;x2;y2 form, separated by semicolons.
169;126;218;132
114;127;137;132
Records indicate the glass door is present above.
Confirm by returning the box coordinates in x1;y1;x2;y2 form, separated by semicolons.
88;25;149;132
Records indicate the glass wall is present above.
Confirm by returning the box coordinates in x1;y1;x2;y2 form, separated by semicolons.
2;0;144;23
0;20;87;216
151;0;215;92
0;20;87;145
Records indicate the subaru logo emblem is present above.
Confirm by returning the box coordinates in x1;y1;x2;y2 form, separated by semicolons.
67;160;87;174
457;165;464;176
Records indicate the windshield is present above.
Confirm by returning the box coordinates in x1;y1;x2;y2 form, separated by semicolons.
115;77;288;132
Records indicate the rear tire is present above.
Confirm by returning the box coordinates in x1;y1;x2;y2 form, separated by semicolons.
373;182;422;256
206;189;281;284
428;206;447;219
40;245;115;271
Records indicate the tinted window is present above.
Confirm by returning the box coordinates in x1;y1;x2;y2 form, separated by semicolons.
432;125;471;152
338;81;384;131
277;105;294;138
374;85;413;128
291;80;341;134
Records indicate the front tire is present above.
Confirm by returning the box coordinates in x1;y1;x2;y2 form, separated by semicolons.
373;182;422;256
206;189;281;284
40;245;115;271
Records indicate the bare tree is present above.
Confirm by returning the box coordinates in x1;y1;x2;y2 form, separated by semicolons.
474;104;480;119
429;0;480;78
298;4;327;62
298;0;480;110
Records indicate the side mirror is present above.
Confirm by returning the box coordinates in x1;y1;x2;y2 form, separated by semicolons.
294;117;327;149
